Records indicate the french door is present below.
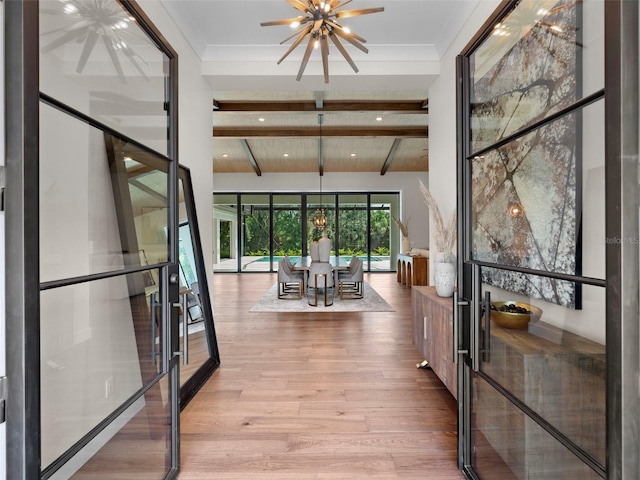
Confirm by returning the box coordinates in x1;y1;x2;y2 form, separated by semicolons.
456;0;639;478
6;1;182;478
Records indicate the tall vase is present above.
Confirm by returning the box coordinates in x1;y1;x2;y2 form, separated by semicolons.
401;237;411;254
434;261;456;297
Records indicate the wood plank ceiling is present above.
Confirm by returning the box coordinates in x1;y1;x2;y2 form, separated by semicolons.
212;91;429;175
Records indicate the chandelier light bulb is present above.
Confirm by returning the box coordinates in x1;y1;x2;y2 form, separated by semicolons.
290;20;300;28
63;3;78;14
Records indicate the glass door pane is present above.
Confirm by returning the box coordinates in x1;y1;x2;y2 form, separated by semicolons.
370;194;396;272
473;271;605;478
307;193;335;254
40;103;177;478
39;0;171;155
460;1;606;477
241;194;271;271
338;194;368;270
213;194;239;272
272;195;302;270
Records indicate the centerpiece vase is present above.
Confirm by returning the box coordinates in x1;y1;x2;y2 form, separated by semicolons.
434;252;456;297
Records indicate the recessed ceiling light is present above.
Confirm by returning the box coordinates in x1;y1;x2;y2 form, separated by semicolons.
376;116;383;121
222;154;228;158
258;117;265;122
283;153;289;157
350;153;357;157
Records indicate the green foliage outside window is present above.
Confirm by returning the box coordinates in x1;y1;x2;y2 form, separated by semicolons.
218;203;392;258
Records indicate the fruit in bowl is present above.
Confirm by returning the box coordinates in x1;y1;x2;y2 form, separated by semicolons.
489;301;543;329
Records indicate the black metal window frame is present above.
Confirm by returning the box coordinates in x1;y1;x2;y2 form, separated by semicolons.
214;191;400;274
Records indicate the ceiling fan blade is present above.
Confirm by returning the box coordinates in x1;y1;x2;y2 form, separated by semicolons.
296;35;316;81
334;7;384;19
333;28;368;53
329;33;358;73
277;25;313;64
76;28;99;74
325;20;367;43
260;16;306;27
320;34;330;83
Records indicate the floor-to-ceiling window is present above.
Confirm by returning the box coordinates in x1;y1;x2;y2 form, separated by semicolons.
213;194;239;272
213;192;400;273
271;194;303;271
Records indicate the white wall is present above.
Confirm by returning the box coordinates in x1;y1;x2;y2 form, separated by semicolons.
427;0;501;275
139;0;215;292
212;171;430;250
428;0;605;344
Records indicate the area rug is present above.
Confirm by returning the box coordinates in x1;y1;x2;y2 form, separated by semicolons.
249;282;394;313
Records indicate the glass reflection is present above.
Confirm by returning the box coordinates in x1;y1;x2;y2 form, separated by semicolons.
471;100;605;307
472;373;603;479
39;0;170;154
470;0;603;153
39;103;169;283
479;273;605;465
57;376;173;480
41;269;164;469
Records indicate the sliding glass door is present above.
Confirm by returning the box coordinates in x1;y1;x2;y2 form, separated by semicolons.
213;192;399;273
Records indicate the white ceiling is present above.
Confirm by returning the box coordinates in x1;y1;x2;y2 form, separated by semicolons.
158;0;481;173
160;0;480;91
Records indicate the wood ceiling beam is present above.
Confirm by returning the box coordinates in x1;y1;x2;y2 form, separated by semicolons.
241;140;262;176
380;138;401;176
213;126;428;138
212;100;429;113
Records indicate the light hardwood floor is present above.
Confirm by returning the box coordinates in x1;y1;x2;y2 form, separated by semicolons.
178;272;464;480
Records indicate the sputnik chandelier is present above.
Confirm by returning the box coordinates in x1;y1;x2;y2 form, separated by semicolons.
261;0;384;83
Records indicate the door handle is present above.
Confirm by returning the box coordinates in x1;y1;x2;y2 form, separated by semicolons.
472;265;480;372
173;292;189;365
453;292;469;364
150;293;160;365
483;291;491;363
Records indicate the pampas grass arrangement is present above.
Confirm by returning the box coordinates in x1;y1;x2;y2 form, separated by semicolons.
418;179;456;260
392;216;409;238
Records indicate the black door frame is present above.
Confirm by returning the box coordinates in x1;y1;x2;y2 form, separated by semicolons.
454;0;640;478
4;1;182;478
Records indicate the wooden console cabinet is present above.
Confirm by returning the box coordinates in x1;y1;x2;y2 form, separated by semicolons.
397;254;428;287
412;286;456;399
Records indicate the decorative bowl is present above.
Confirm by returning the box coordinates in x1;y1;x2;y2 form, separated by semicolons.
490;301;543;329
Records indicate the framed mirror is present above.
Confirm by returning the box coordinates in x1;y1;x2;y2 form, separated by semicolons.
177;165;220;406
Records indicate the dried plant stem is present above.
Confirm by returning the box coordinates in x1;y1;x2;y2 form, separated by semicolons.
392;216;409;238
418;179;456;257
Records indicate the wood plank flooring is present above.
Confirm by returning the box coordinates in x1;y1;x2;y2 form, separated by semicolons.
178;272;464;480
